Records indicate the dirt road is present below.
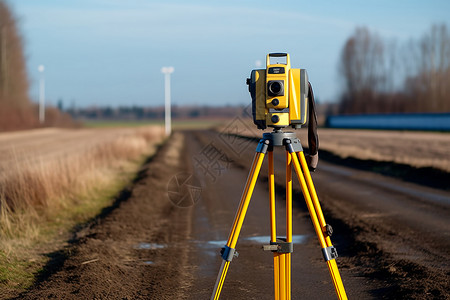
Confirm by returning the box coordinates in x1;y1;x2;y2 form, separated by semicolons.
15;129;450;299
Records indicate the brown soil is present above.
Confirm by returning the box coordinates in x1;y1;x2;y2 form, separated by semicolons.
6;129;450;299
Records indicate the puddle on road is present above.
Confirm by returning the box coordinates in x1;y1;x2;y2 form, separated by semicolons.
206;240;228;247
134;243;166;250
143;261;155;265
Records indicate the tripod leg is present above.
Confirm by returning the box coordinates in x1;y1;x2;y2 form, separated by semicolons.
211;140;268;300
279;253;286;300
288;151;348;300
285;152;292;300
212;260;230;300
297;152;329;244
269;151;291;300
297;152;347;299
272;152;293;300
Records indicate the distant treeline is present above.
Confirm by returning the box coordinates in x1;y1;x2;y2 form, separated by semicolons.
0;1;73;132
66;105;251;121
337;24;450;115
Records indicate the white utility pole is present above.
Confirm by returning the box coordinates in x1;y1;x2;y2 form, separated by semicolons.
161;66;174;136
38;65;45;124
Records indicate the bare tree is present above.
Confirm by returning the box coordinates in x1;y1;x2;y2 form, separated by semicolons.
338;27;387;114
0;0;29;109
416;24;450;112
338;23;450;115
0;1;39;131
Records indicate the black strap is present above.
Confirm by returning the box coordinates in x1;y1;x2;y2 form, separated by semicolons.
307;82;319;170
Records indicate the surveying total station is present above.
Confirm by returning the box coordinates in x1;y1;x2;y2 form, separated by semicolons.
211;53;348;300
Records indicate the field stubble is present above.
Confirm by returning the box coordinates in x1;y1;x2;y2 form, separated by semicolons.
0;126;164;293
221;121;450;173
315;129;450;172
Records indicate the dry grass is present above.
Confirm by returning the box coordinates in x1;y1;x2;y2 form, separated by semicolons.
0;126;164;253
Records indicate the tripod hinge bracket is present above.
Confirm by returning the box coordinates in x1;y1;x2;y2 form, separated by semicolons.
263;241;293;253
221;246;239;262
256;139;270;154
322;246;338;261
283;138;303;153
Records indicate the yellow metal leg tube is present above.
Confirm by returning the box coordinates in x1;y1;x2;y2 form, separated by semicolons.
274;253;280;300
298;152;347;299
285;152;292;300
269;151;276;242
290;152;326;247
297;152;331;245
286;253;291;300
227;152;264;246
327;258;347;300
279;254;286;300
268;151;280;299
211;260;230;300
211;151;266;300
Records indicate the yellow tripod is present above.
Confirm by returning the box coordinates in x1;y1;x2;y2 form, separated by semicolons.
211;130;347;300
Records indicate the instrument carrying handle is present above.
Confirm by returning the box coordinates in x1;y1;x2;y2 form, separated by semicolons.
268;53;288;57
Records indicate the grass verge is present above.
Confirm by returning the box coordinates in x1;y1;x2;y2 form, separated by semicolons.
83;118;227;130
0;126;164;297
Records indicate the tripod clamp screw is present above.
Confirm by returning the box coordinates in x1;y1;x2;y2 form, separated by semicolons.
325;224;333;237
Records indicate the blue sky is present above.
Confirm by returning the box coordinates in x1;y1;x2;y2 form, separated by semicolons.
8;0;450;108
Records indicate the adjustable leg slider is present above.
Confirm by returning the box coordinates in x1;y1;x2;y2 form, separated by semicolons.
221;246;239;262
322;246;338;261
263;240;293;254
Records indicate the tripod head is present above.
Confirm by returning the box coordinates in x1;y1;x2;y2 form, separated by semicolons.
263;128;318;171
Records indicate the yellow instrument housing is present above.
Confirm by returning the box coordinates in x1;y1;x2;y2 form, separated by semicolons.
249;53;309;129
